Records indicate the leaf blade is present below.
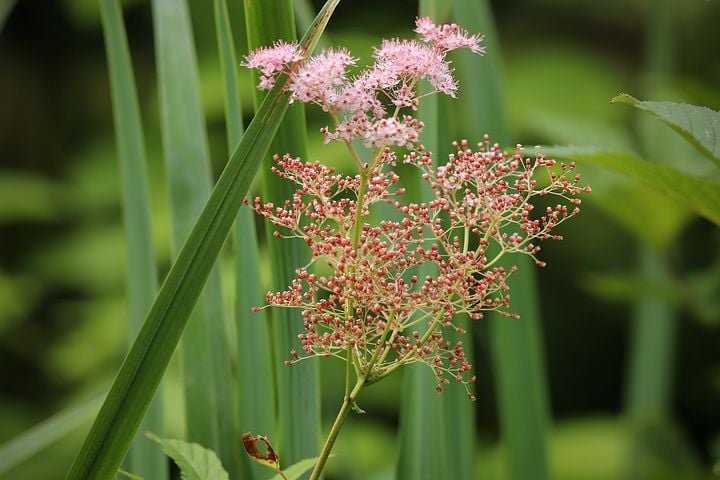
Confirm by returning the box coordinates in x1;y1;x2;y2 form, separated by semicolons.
545;146;720;225
148;435;229;480
451;2;552;479
270;457;321;480
0;394;104;475
244;0;321;469
99;1;166;477
150;0;237;474
65;3;340;478
212;0;277;478
612;93;720;167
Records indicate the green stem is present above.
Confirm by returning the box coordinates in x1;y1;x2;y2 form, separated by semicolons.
309;379;365;480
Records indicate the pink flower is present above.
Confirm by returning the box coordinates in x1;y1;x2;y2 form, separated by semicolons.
414;16;486;54
242;40;304;90
289;48;356;107
373;38;457;97
246;19;588;399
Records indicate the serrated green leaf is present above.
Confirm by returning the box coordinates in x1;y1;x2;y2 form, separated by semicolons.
612;94;720;167
270;457;321;480
147;435;229;480
545;146;720;226
65;3;340;478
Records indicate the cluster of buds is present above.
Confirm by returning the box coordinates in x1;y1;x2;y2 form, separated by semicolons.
245;18;588;397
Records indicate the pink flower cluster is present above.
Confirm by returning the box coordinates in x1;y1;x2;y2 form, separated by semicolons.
243;17;484;148
251;138;589;395
245;18;589;398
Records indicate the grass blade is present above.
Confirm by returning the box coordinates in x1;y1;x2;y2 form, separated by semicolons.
244;0;321;469
625;250;677;419
625;4;686;475
397;63;445;480
213;0;276;477
65;3;340;478
0;393;104;475
99;1;166;477
398;3;474;479
452;2;551;479
150;0;240;476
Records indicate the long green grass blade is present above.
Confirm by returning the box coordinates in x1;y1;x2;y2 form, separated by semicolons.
65;3;339;477
625;250;676;420
99;1;166;478
150;1;240;477
624;5;686;476
0;393;103;475
293;0;329;49
452;2;551;479
397;48;445;479
213;0;276;477
398;3;474;479
244;0;321;469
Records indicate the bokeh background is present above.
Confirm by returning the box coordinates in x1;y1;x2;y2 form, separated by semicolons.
1;0;719;478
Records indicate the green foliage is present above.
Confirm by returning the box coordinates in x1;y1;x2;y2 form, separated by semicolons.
244;0;322;469
612;94;720;166
147;434;229;480
150;0;238;474
213;0;276;477
269;457;322;480
452;1;552;479
99;0;166;476
546;147;720;225
0;394;103;476
64;3;339;477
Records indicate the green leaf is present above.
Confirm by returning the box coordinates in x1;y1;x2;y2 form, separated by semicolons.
398;3;472;480
0;394;103;475
150;0;238;474
625;250;677;420
452;2;551;480
270;457;321;480
65;3;340;478
490;260;551;480
213;0;276;478
244;0;321;469
612;93;720;167
99;1;166;477
545;146;720;226
117;469;144;480
147;434;229;480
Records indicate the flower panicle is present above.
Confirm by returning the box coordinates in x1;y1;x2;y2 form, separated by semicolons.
245;18;589;400
252;136;588;396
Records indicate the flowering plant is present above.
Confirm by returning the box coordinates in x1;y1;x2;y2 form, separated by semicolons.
244;17;589;479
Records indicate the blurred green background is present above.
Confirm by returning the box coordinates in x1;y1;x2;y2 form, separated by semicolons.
0;0;719;478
